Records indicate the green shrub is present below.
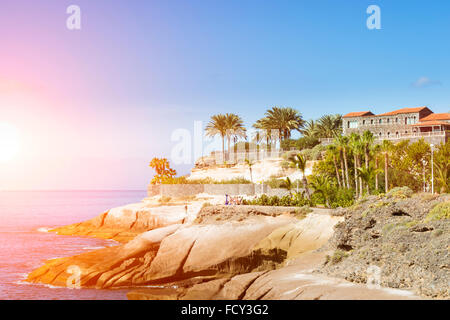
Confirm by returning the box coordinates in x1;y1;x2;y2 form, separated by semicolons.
425;202;450;222
243;193;312;207
331;250;349;264
386;186;413;199
161;176;251;184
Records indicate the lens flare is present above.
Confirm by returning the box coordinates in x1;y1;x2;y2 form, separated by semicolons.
0;123;20;163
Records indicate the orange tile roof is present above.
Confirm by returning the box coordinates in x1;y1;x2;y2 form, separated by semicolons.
411;121;450;126
420;113;450;121
342;111;374;118
378;106;429;116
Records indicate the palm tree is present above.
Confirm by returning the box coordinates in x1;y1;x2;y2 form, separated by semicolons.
252;117;272;148
245;159;254;183
257;107;304;147
310;175;333;208
357;165;382;195
361;130;375;169
334;135;350;189
225;113;246;159
372;144;382;192
316;114;342;138
349;133;361;197
205;114;228;163
433;142;449;193
300;119;318;138
290;153;311;200
380;140;394;193
326;144;342;188
281;177;293;196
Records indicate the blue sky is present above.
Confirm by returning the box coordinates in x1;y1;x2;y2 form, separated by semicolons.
1;0;449;189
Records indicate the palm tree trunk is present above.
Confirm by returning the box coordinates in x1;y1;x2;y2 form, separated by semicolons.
221;136;225;164
358;156;363;197
339;151;345;189
333;155;341;187
302;172;311;200
354;154;358;198
384;152;389;193
375;157;379;191
343;147;350;189
227;136;231;162
365;150;369;169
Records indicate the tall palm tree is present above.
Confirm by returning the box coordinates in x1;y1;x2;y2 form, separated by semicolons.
257;107;304;147
349;133;361;197
205;114;228;163
361;130;375;169
225;113;246;159
380;140;394;193
316;114;342;138
334;135;350;189
290;153;311;200
327;144;342;187
300;119;318;138
252;118;273;148
372;144;382;192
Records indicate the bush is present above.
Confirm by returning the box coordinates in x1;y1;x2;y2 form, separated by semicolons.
386;186;413;199
425;202;450;222
244;193;312;207
161;176;251;184
330;249;349;264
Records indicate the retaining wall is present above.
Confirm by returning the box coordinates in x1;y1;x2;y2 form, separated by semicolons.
147;184;293;197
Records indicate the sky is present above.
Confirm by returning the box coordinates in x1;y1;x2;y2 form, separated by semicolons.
0;0;449;190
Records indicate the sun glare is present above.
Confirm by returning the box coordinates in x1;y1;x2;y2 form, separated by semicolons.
0;123;20;163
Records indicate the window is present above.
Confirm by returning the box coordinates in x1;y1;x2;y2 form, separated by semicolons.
396;118;398;123
371;119;374;125
348;120;358;128
363;120;366;125
387;118;390;124
387;132;390;137
379;119;382;124
406;117;416;125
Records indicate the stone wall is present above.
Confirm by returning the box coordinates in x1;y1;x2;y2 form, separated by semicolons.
147;184;293;197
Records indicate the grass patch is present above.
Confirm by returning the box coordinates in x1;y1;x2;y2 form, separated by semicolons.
330;249;349;264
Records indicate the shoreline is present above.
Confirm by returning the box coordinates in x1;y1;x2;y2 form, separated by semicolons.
25;192;449;300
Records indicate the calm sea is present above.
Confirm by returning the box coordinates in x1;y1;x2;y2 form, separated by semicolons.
0;190;147;300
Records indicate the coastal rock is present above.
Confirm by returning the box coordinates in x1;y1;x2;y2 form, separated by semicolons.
321;193;450;299
50;202;195;243
129;252;420;300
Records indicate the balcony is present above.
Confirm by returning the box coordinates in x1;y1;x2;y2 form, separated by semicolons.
320;130;448;145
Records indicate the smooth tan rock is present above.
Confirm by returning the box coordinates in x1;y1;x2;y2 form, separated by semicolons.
50;203;192;243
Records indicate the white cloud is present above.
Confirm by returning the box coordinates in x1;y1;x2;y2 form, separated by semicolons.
411;76;442;88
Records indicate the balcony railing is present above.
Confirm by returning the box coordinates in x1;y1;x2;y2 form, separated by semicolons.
320;130;448;145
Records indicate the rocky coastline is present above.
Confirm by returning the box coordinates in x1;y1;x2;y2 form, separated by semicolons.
26;192;449;300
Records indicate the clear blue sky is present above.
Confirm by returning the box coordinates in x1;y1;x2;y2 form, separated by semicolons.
1;0;449;189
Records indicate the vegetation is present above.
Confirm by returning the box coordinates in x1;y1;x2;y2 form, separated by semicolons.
308;132;449;207
160;176;252;185
149;158;177;185
425;202;450;222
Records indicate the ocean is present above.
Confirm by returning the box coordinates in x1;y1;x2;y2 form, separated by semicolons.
0;190;147;300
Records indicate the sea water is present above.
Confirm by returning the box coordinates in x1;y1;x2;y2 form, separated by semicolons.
0;190;146;300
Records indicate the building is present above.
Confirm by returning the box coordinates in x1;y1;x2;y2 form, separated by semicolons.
341;106;449;144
